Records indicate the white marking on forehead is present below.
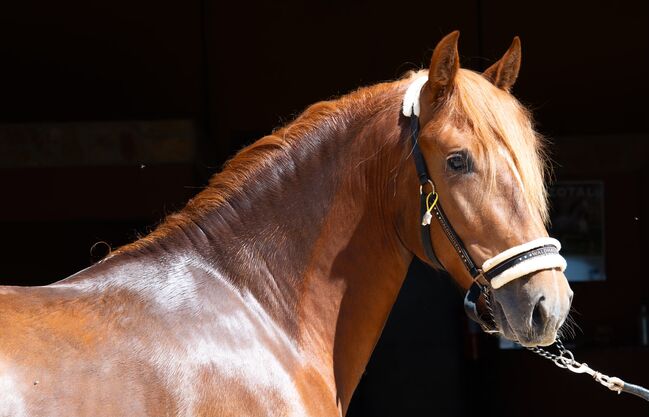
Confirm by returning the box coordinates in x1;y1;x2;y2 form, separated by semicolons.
498;146;525;192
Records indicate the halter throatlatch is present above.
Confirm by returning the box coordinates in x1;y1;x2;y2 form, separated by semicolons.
403;75;567;332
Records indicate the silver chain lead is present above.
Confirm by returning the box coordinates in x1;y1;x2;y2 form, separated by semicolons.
480;287;626;395
527;340;625;394
480;285;500;334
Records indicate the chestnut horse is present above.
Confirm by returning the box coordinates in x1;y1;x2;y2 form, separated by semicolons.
0;32;572;416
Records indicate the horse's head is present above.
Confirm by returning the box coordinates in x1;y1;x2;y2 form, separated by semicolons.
405;31;572;346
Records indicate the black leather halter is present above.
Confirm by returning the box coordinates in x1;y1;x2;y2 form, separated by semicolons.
407;113;561;332
408;114;496;331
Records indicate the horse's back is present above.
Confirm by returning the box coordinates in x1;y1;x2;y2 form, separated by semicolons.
0;284;173;416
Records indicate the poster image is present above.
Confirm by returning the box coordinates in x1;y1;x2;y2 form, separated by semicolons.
548;181;606;282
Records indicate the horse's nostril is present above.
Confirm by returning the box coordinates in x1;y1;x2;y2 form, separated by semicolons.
532;295;546;329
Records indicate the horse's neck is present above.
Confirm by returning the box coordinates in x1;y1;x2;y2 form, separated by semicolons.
297;158;414;412
74;89;414;411
269;107;414;410
192;96;413;408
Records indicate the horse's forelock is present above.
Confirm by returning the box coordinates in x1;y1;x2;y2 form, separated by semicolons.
439;69;550;224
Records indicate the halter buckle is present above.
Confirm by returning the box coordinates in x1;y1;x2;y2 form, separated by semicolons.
473;269;490;287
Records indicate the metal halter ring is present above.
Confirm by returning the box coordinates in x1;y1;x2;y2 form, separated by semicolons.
419;179;435;195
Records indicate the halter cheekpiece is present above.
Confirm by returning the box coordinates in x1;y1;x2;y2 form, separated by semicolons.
403;75;567;332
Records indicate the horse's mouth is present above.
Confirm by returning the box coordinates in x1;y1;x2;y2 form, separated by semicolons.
490;297;559;347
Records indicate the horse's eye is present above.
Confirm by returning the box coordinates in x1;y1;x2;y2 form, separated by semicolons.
446;152;471;173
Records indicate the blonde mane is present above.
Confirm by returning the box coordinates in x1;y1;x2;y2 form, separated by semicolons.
437;69;550;223
111;80;402;256
113;69;549;258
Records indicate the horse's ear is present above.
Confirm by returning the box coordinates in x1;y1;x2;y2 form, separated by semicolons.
427;31;460;98
483;36;522;91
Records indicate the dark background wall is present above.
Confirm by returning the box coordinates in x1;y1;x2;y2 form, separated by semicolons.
0;1;647;416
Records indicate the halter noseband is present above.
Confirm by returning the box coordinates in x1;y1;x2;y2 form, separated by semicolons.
403;75;567;332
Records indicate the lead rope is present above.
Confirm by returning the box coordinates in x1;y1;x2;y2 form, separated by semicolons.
480;290;649;402
527;339;649;401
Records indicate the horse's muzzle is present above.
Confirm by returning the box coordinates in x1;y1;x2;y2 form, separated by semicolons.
491;268;573;347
